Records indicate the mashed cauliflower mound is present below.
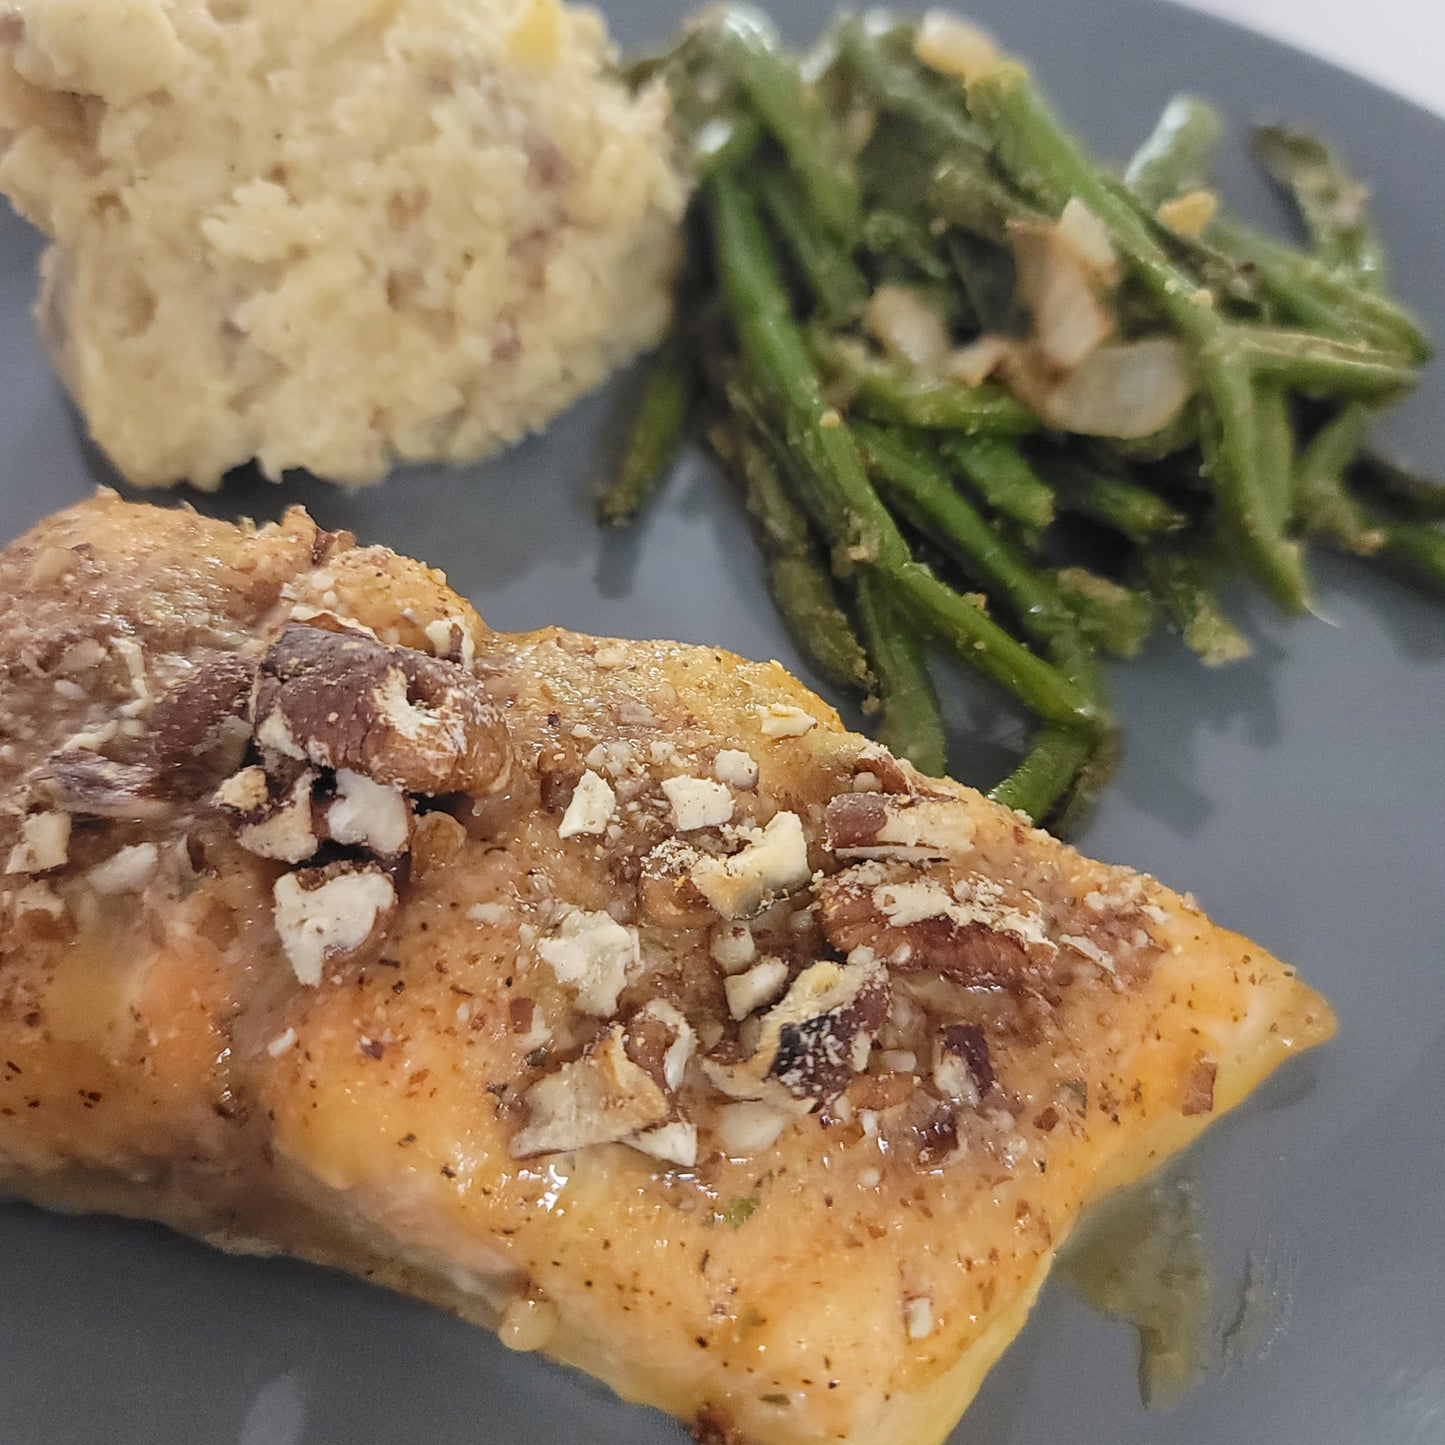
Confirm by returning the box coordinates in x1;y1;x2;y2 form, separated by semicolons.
0;0;686;488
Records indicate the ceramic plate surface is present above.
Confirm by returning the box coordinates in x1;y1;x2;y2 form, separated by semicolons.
1;1;1442;1441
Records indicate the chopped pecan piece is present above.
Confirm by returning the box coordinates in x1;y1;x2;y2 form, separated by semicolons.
814;861;1056;988
4;810;70;874
690;811;811;920
147;652;254;780
216;761;318;864
252;623;511;797
272;860;396;986
824;792;976;861
933;1023;993;1103
639;838;714;927
43;753;170;820
536;907;639;1017
319;769;411;856
623;999;696;1092
848;743;913;796
510;1026;671;1160
704;956;889;1110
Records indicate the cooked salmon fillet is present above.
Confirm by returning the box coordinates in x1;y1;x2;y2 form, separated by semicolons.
0;494;1334;1445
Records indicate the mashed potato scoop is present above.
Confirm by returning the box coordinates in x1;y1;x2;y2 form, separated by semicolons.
0;0;686;488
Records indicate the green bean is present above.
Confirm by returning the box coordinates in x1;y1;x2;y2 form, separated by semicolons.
597;347;692;526
1141;549;1252;665
884;564;1100;729
709;6;861;238
989;725;1099;824
1241;326;1417;402
813;334;1037;434
860;209;956;284
770;554;873;689
1209;217;1430;362
857;422;1115;731
855;571;948;774
1196;347;1310;613
753;164;869;324
930;158;1044;242
1053;567;1156;658
1349;451;1445;521
692;111;765;177
1293;404;1381;553
1250;124;1387;287
833;12;988;158
724;412;811;554
968;64;1309;611
727;423;873;688
1252;383;1296;539
938;435;1055;536
1043;453;1187;543
1125;95;1222;209
1359;512;1445;597
857;424;1068;641
708;174;1101;733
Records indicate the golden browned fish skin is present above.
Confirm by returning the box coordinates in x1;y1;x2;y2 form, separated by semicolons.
0;495;1334;1445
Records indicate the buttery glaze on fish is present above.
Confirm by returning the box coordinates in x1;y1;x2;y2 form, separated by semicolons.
0;495;1334;1445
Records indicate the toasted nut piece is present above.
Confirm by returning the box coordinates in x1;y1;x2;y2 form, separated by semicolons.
42;753;170;820
510;1026;671;1159
639;838;715;927
5;810;70;874
715;1100;788;1157
628;1120;698;1168
147;652;254;779
705;956;889;1110
536;907;639;1017
661;775;733;832
218;763;319;864
322;769;410;856
933;1023;993;1104
624;999;696;1092
1181;1054;1217;1115
723;957;790;1021
85;842;160;896
824;792;976;861
691;811;810;920
558;769;616;839
272;861;395;986
713;750;759;790
252;623;512;797
815;861;1056;987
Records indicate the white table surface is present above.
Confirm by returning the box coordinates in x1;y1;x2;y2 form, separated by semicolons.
1173;0;1444;117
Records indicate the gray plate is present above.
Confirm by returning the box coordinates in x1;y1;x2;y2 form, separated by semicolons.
1;1;1443;1441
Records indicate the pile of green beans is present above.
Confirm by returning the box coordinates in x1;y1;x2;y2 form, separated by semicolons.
600;7;1444;827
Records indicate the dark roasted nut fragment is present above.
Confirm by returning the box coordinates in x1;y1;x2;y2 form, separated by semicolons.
510;1025;672;1160
43;752;170;820
215;761;319;864
906;1095;961;1168
252;623;511;797
934;1023;994;1103
272;859;396;986
147;652;255;779
849;743;913;795
824;792;977;861
705;956;889;1110
815;861;1057;988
